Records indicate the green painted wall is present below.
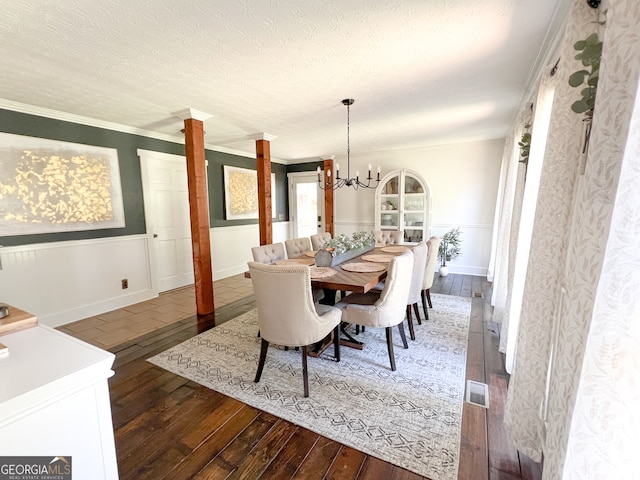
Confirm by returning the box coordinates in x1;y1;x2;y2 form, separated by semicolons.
0;109;292;246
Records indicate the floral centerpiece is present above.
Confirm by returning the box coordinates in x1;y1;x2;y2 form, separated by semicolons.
322;231;375;256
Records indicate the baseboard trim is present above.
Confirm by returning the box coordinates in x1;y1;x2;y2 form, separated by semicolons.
40;289;157;328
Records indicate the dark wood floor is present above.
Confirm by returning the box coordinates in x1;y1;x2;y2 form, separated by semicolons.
107;274;542;480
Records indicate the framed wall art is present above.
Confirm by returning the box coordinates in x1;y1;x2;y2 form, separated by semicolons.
223;165;276;220
0;132;125;236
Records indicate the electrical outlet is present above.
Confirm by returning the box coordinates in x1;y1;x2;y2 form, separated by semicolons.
121;279;128;289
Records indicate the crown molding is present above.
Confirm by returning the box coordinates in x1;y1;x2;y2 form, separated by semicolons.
514;0;573;122
247;133;278;142
171;108;212;122
0;99;288;164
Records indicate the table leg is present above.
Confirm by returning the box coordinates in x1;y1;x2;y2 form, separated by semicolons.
319;288;337;306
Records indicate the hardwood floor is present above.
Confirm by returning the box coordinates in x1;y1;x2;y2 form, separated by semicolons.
107;275;542;479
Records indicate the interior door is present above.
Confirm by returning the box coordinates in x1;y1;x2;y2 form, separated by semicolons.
139;151;194;292
288;173;323;238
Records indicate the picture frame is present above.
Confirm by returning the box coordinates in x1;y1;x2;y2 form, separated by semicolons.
223;165;276;220
0;132;125;236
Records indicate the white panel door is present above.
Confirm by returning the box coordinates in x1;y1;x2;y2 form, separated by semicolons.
140;152;194;292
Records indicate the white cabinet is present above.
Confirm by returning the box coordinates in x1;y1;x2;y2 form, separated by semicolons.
375;169;430;242
0;323;118;479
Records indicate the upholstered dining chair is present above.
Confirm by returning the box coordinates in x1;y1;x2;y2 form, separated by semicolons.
334;251;413;371
404;241;427;340
421;236;441;319
248;262;341;398
372;230;404;245
310;232;332;250
251;242;286;264
285;237;313;259
367;242;427;341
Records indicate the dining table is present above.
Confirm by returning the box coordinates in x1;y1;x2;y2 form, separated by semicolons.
305;244;414;355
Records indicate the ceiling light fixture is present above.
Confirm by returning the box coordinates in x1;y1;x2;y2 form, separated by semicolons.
317;99;381;190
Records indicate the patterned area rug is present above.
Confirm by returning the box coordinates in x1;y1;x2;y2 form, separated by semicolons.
148;294;471;479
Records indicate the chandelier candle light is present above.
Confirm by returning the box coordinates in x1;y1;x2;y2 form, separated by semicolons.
317;99;381;190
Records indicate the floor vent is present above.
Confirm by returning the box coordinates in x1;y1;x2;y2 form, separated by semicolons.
465;380;490;408
473;292;484;298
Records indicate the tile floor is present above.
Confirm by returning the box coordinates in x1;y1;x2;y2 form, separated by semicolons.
57;274;254;349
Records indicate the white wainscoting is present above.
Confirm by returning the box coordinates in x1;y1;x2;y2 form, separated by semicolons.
431;223;493;276
334;221;375;238
209;222;290;279
0;235;154;327
0;221;294;327
335;221;492;276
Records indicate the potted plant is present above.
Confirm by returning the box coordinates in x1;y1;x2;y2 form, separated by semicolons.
438;227;462;277
316;231;375;267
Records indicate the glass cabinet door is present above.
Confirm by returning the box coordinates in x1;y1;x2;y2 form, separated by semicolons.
375;170;429;242
379;173;400;230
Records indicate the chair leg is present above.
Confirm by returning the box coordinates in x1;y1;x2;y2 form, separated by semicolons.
413;302;422;325
406;305;416;341
427;288;433;308
254;338;269;383
397;322;408;349
421;290;428;318
385;327;396;371
333;324;341;362
302;345;309;397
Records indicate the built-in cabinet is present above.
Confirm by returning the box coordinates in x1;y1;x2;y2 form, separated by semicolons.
0;307;119;479
375;169;430;242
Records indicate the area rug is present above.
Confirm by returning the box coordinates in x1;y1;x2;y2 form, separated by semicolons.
148;294;471;479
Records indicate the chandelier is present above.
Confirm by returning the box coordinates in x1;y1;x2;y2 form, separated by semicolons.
317;99;381;190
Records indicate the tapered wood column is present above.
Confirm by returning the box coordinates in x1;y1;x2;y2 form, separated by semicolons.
175;109;214;316
323;158;335;237
253;133;276;245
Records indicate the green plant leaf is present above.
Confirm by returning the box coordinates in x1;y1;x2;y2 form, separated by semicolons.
580;87;593;97
569;70;588;87
585;32;599;45
574;40;587;50
583;44;602;61
571;100;590;113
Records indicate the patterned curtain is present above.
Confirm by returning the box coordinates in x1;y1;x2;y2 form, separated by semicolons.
544;2;640;478
489;108;529;355
501;1;640;477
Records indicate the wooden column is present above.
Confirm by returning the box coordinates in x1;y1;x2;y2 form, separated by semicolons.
254;134;276;245
175;109;214;317
323;158;335;237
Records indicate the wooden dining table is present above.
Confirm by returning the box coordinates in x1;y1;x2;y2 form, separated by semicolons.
310;245;411;304
307;245;412;355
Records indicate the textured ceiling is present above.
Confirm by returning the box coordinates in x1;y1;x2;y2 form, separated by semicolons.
0;0;565;162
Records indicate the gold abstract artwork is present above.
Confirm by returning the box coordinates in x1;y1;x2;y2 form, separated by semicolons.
223;165;275;220
1;151;114;224
227;168;258;217
0;133;125;235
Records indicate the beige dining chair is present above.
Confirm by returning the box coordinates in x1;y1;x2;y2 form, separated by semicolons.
372;230;404;245
310;232;332;250
285;237;313;259
369;241;427;340
251;242;286;264
404;241;427;340
334;251;413;371
421;236;441;319
248;261;341;397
